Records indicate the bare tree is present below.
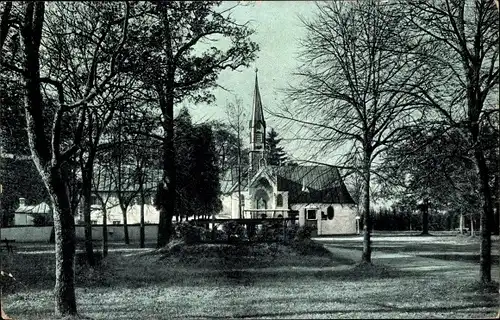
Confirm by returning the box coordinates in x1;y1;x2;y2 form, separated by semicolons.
226;97;246;219
279;0;426;264
77;80;133;265
402;0;499;284
0;2;130;316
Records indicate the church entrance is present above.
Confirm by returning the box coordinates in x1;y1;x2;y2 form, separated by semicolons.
257;198;267;209
254;188;270;218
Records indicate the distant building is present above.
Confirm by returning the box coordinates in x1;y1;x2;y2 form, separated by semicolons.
220;71;358;235
14;197;51;226
88;166;163;225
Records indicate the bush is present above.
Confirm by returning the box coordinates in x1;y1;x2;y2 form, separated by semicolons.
290;238;330;256
294;225;315;241
252;221;283;242
174;221;206;244
221;221;247;243
285;224;300;241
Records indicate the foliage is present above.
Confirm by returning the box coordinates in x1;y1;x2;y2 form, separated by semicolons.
31;211;53;227
290;238;332;256
251;221;299;243
293;225;316;242
265;128;288;166
369;207;475;232
221;221;247;243
174;108;222;220
0;158;49;226
119;1;259;247
0;76;29;156
380;126;482;228
174;221;206;244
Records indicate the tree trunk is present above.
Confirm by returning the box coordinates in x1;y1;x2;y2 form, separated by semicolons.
49;168;77;316
471;216;475;237
157;90;175;248
81;172;95;266
471;121;493;283
421;199;429;235
156;9;176;248
361;152;372;264
102;207;108;258
140;183;145;249
476;151;492;283
122;207;130;244
459;213;464;234
237;122;242;219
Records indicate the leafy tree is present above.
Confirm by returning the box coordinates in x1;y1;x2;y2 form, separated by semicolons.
123;1;258;247
174;108;222;221
381;126;481;235
266;128;288;166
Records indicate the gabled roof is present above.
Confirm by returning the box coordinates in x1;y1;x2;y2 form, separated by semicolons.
224;165;355;205
274;165;355;204
15;202;51;214
93;165;163;193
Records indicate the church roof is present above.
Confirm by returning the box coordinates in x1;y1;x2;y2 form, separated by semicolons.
274;165;355;204
223;165;355;205
249;70;265;128
93;165;162;193
220;166;249;194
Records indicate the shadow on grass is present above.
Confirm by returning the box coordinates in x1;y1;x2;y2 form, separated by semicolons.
324;242;482;254
417;253;500;265
98;262;427;290
184;302;498;319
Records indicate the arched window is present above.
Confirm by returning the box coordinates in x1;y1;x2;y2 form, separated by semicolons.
276;194;283;207
327;206;334;220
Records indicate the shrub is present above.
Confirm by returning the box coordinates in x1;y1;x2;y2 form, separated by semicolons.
221;221;246;243
252;221;285;242
294;225;315;241
290;238;331;256
174;221;206;244
285;224;300;242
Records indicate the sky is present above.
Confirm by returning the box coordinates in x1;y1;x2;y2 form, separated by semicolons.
186;1;319;160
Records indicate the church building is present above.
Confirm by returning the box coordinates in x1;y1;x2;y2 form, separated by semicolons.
220;71;358;235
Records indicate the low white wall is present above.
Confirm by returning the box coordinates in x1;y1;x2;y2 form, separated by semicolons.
1;225;159;243
0;226;53;242
75;225;158;242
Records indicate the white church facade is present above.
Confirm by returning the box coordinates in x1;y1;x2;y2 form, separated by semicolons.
220;72;358;235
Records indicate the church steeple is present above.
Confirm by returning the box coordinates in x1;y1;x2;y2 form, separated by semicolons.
250;68;265;129
249;68;266;175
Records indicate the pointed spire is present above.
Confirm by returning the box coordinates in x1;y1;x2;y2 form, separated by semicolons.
251;68;265;127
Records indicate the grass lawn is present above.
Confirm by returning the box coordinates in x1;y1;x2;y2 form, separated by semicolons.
1;234;499;319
